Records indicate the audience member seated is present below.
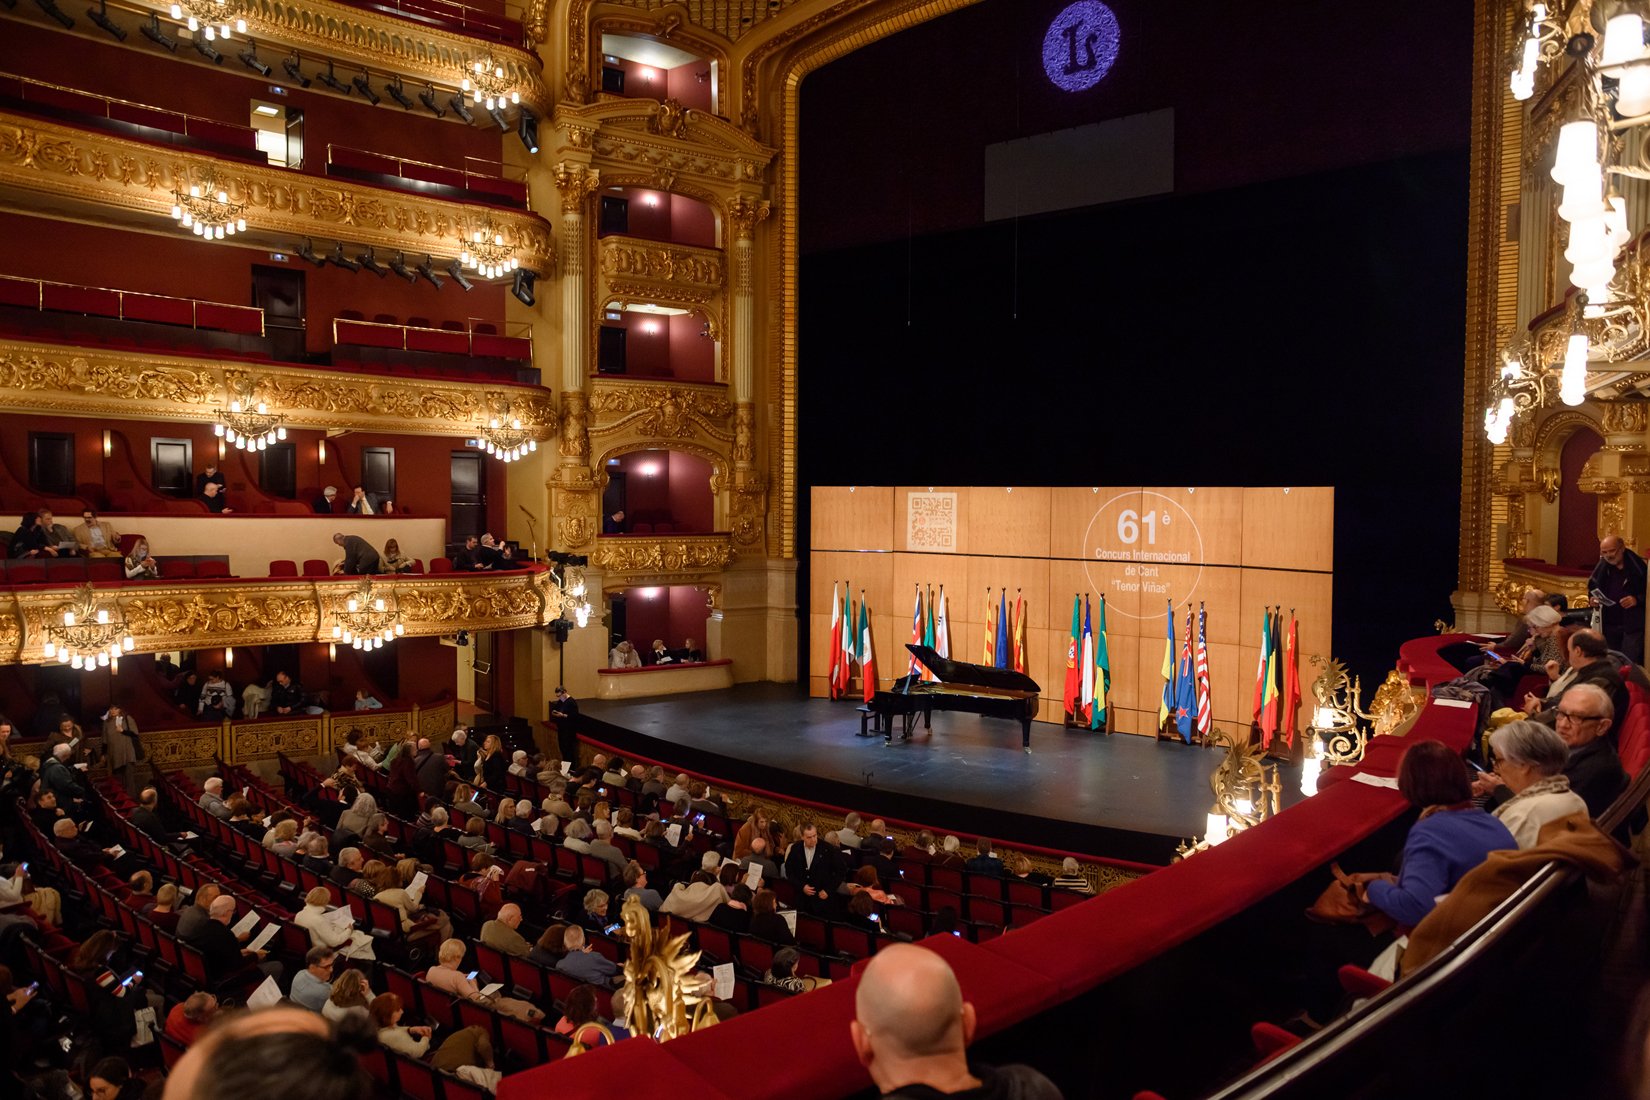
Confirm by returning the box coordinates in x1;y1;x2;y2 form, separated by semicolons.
1523;629;1627;729
850;943;1061;1098
1480;683;1631;818
555;925;621;987
1481;720;1591;848
553;983;630;1046
312;486;339;513
198;894;281;988
964;837;1004;877
197;776;230;818
40;744;90;816
197;464;226;497
679;637;704;662
765;946;828;993
710;884;754;933
72;509;123;558
270;671;308;716
11;509;58;558
608;640;642;668
198;672;235;720
322;969;373;1024
289;947;339;1012
603;510;626;535
427;937;544;1021
481;902;533;957
146;884;182;932
123;538;159;580
648;639;674;665
347;487;374;515
201;482;232;513
164;992;220;1048
371;993;502;1090
381;539;414;574
1052;857;1093;894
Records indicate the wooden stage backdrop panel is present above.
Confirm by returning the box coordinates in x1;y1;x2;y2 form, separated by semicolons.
810;486;1334;736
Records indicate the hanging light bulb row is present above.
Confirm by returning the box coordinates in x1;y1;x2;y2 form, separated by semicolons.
213;399;287;451
169;0;246;41
172;180;248;241
332;582;405;651
460;225;520;281
40;584;135;672
478;415;539;463
461;55;520;112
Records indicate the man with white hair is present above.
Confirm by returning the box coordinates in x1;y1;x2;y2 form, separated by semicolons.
839;813;864;849
198;893;280;986
588;820;627;877
1484;682;1628;819
665;772;691;806
850;943;1063;1098
198;776;231;818
555;925;621;986
1052;857;1093;895
481;902;532;958
53;816;124;868
446;727;477;775
39;742;89;813
507;750;530;777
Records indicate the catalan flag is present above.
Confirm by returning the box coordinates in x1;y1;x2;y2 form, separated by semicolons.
982;589;997;666
1281;610;1300;748
1012;591;1027;674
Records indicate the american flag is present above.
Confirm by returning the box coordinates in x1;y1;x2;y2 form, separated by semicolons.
1194;603;1212;737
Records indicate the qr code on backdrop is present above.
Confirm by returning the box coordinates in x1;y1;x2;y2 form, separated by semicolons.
906;492;957;552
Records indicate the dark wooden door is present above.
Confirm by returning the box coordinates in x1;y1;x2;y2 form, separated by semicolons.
259;442;297;498
473;631;497;714
251;265;306;362
150;438;193;498
598;326;626;373
450;451;485;539
361;447;395;509
608;595;627;651
28;433;75;496
602;472;626;520
598;196;629;236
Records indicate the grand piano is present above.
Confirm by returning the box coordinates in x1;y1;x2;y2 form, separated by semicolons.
865;644;1041;752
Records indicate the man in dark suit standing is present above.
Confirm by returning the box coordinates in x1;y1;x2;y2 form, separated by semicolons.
446;728;478;776
1590;534;1648;662
550;686;580;761
784;822;843;915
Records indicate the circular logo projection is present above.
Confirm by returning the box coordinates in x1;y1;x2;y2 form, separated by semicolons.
1042;1;1121;92
1081;491;1205;619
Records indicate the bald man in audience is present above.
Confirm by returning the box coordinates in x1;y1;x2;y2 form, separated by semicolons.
481;903;533;958
851;943;1063;1098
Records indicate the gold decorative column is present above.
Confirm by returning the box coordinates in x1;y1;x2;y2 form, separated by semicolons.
727;193;771;552
549;161;602;556
1579;401;1650;548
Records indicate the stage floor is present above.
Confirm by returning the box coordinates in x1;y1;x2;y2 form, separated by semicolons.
579;683;1305;866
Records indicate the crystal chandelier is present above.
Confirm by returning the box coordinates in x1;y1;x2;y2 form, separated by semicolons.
172;172;247;240
477;410;539;463
461;55;519;111
548;551;594;629
213;399;286;451
40;584;135;670
169;0;246;39
331;580;405;650
460;221;520;280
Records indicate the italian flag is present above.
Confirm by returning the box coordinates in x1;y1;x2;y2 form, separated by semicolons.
860;597;877;703
828;582;842;700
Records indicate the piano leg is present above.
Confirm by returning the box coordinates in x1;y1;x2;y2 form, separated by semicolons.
1021;718;1031;753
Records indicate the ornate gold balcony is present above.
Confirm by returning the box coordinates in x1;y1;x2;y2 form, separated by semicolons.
586;375;733;445
1496;558;1592;614
590;532;735;588
0;335;554;436
0;570;555;665
0;111;555;273
599;236;724;306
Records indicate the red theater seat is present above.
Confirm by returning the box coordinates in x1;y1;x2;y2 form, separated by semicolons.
7;562;46;584
268;560;298;577
165;560;197;579
196;560;230;578
302;559;330;577
87;561;121;581
0;275;39;307
429;557;453;574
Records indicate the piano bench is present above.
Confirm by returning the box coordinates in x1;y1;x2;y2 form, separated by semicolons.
857;706;877;738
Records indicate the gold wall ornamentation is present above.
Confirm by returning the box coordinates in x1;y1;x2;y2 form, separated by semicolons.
587;379;735;442
560;389;591;459
727;195;771;240
0;113;555;273
1602;400;1650;437
1507;491;1529;557
0;339;552;436
230;717;324;762
552;100;775;192
1499;557;1591;613
729;471;768;548
419;700;459;741
141;724;228;771
733;405;756;464
2;573;555;665
331;711;420;754
600;239;726;301
590;533;736;576
551;162;602;214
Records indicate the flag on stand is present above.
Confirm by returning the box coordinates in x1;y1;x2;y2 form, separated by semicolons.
935;586;951;661
1251;606;1272;726
982;590;997;666
1158;601;1176;731
1194;603;1212;740
1063;594;1082;720
1281;611;1300;749
838;589;858;699
1079;597;1096;725
921;587;938;681
859;595;877;704
1092;596;1111;731
907;585;925;680
828;582;843;700
1012;591;1027;674
1260;608;1282;747
1174;608;1197;743
994;589;1011;670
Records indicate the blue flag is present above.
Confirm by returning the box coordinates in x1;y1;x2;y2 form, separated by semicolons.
994;589;1011;669
1174;608;1197;743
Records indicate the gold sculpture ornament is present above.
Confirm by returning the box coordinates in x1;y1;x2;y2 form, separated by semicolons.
616;895;718;1042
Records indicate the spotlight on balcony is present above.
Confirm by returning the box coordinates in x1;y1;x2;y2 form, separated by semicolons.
386;77;415;111
517;110;539;154
388;252;418;284
329;243;360;272
140;12;177;50
296;239;326;267
419;85;446;118
415;256;445;290
281;52;310;87
34;0;74;29
447;259;474;291
193;36;223;63
237;39;271;76
358;248;388;277
352;73;380;105
447;93;475;124
87;0;125;40
511;268;536;307
318;61;351;94
487;106;509;132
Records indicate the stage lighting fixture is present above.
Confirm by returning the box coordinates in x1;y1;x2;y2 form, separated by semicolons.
140;11;177;49
193;36;223;63
511;268;536;307
419;85;445;117
34;0;74;28
487;106;509;132
388;252;417;283
87;0;125;40
352;73;380;105
281;53;310;87
318;61;350;94
517;111;539;154
238;39;271;76
358;248;388;277
296;239;326;267
447;93;475;123
327;243;360;272
415;255;445;290
386;78;414;110
446;259;474;291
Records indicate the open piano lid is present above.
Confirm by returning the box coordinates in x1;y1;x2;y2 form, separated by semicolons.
904;644;1040;694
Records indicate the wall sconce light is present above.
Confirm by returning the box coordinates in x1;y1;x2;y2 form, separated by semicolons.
329;642;337;662
637;462;660;477
639;67;658;82
318;439;327;464
224;646;234;668
102;430;112;458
